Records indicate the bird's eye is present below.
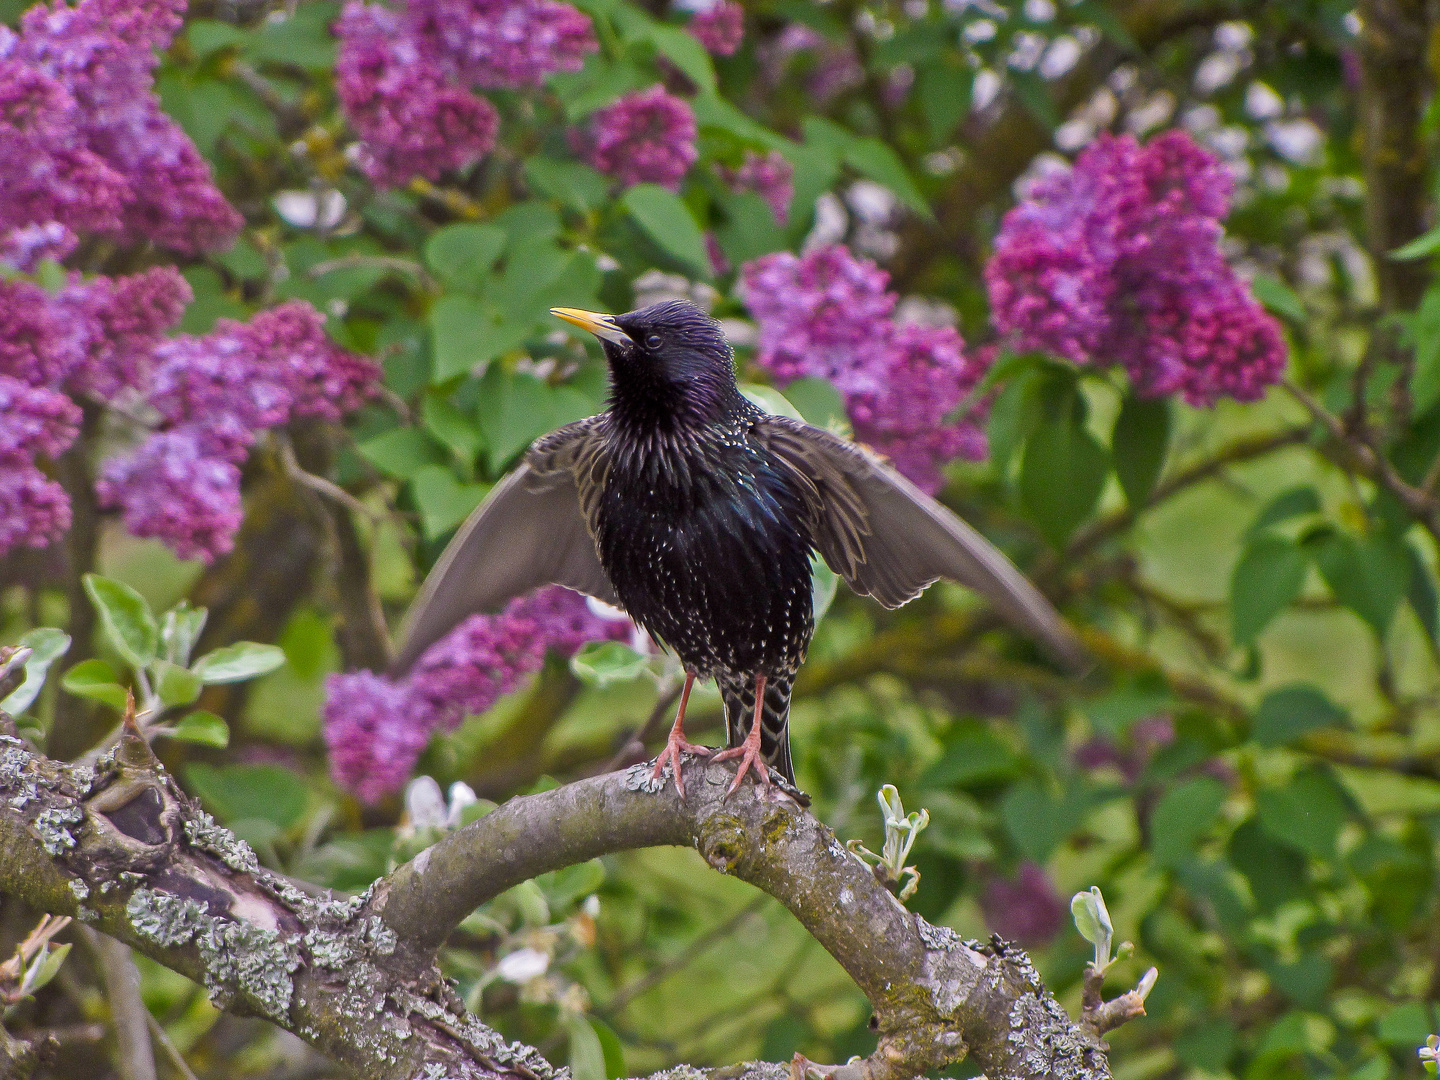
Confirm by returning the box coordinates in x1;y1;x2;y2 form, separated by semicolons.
645;334;662;349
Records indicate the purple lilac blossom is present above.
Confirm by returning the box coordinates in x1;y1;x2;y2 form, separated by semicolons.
323;672;434;805
408;0;596;88
334;2;499;188
324;587;632;801
0;374;80;461
980;861;1066;947
720;150;793;224
54;265;191;399
576;85;697;192
742;245;989;493
687;1;744;56
0;466;71;554
987;130;1286;407
95;427;245;563
0;222;78;272
0;279;69;387
106;302;380;563
11;0;241;253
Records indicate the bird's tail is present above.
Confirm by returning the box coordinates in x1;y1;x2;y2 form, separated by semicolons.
719;672;795;785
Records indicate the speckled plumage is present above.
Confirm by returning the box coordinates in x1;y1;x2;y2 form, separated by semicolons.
393;299;1087;791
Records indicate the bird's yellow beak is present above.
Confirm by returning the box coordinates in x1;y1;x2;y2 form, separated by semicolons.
551;307;633;346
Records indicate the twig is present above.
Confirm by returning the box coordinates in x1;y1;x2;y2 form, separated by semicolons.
599;895;769;1018
146;1013;199;1080
307;254;435;291
603;684;683;773
276;434;385;527
81;928;158;1080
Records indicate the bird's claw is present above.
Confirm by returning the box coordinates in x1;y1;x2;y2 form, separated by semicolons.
651;734;710;799
712;742;772;797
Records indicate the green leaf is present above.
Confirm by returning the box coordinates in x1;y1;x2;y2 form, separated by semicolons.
242;2;338;68
160;603;208;667
60;660;129;710
83;574;158;668
1391;225;1440;260
167;711;230;748
1405;539;1440;644
1000;779;1089;862
0;628;70;716
591;1017;625;1080
1111;392;1170;508
187;18;248;56
782;376;849;431
810;553;839;623
191;642;286;684
22;942;71;997
184;763;308;829
920;728;1018;787
424;223;506;292
1409;287;1440;413
1174;1018;1237;1073
645;23;717;93
410;466;489;540
568;1014;608;1080
430;295;532;382
1250;275;1307;322
1230;535;1308;645
739;383;806;422
524;157;610;212
1253;684;1347;748
1245;486;1322;541
154;660;203;708
421;392;485;465
1256;766;1352;859
1082;688;1173;738
570;641;650;687
843;139;931;218
1312;531;1411;636
1070;886;1112;949
621;184;712;279
917;61;971;145
357;427;449;481
1018;410;1109;548
1228;817;1306;912
1149;776;1228;868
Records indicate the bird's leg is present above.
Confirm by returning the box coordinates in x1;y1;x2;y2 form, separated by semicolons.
712;674;771;796
650;672;708;797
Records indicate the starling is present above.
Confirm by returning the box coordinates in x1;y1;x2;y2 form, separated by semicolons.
392;300;1085;796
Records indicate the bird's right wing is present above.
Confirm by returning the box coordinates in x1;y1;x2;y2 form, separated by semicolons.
754;415;1088;673
389;420;617;676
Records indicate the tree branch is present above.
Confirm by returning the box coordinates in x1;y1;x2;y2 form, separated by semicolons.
0;643;1143;1080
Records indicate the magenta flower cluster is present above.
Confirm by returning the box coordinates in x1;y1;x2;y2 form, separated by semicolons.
986;131;1286;407
334;0;596;188
980;861;1065;947
720;150;794;224
687;1;744;56
0;0;241;255
97;303;379;563
575;85;698;192
0;266;192;555
324;588;631;802
742;245;989;493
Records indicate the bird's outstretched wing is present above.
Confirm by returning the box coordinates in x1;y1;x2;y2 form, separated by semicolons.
390;419;616;676
753;415;1088;672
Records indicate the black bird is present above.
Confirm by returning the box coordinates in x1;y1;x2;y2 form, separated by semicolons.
392;300;1085;797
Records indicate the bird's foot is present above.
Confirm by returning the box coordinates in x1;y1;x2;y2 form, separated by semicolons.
650;732;710;799
712;740;772;797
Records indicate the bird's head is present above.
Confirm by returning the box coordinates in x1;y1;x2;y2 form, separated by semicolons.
551;300;740;427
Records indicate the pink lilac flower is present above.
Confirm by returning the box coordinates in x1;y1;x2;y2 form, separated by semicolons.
95;427;245;563
323;671;433;805
980;861;1065;946
0;375;80;461
0;222;77;272
848;325;990;493
720;150;793;224
324;587;632;801
0;280;69;387
53;266;191;399
408;0;597;88
334;2;500;188
576;85;697;192
987;130;1286;407
0;465;71;554
11;0;242;253
743;245;990;493
687;0;744;56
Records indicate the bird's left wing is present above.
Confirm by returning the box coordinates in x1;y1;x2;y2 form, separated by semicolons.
390;419;617;676
753;414;1088;673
